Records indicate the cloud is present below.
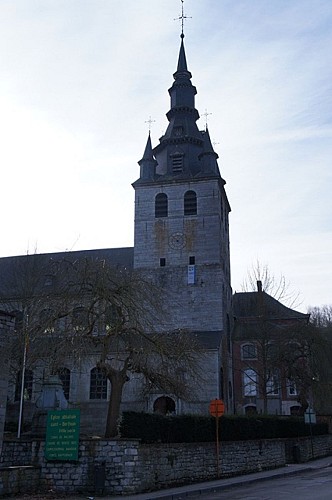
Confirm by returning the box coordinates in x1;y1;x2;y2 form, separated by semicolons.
0;0;331;309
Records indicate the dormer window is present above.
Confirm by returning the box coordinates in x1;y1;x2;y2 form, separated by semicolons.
171;153;184;173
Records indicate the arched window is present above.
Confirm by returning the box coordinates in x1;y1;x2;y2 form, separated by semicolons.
155;193;168;218
57;367;71;400
244;405;257;415
184;190;197;216
15;369;33;401
153;396;176;415
40;308;55;333
290;405;301;416
72;306;87;332
104;304;121;332
90;367;107;400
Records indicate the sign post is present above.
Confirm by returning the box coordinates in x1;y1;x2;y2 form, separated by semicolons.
45;409;80;461
209;398;225;478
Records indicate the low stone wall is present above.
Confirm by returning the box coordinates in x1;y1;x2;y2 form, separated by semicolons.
1;438;142;496
138;440;285;491
0;436;330;496
285;434;332;463
0;465;40;496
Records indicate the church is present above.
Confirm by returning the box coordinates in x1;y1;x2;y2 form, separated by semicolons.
0;19;311;439
0;30;234;435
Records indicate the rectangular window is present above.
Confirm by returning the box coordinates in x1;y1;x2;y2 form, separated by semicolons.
187;265;196;284
287;379;297;396
241;344;257;360
266;372;279;396
189;256;195;265
160;258;166;267
243;369;257;396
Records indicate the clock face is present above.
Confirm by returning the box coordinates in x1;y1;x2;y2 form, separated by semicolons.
168;232;186;249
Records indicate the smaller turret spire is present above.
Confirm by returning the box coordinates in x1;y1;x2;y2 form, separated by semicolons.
138;133;157;180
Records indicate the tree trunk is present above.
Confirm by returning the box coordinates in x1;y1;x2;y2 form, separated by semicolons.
105;370;127;438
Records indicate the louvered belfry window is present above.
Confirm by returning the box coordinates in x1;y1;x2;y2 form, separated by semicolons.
184;190;197;215
155;193;168;218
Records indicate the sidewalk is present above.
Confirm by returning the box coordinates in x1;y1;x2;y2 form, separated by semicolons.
105;456;332;500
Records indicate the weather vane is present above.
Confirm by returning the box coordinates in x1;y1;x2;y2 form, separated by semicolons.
145;116;155;133
202;108;212;129
174;0;191;38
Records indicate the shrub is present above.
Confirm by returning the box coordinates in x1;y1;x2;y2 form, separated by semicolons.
120;412;328;443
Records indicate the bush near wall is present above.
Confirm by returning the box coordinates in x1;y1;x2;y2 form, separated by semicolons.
120;412;328;443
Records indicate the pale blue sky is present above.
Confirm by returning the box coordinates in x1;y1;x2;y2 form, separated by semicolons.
0;0;331;311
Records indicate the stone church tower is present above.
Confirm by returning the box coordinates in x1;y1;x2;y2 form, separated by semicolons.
133;34;233;412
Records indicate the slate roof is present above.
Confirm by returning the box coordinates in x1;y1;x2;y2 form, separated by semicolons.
0;247;134;296
233;291;309;321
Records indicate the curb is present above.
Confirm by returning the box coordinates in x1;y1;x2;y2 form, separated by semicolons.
118;460;332;500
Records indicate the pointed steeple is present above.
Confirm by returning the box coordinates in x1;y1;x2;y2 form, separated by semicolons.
153;35;202;176
134;30;224;184
176;35;189;74
198;128;222;178
138;133;157;180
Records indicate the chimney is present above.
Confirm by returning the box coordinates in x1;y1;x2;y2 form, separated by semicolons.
257;280;262;293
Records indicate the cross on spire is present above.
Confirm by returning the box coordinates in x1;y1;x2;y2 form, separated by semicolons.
174;0;191;38
145;116;156;133
202;108;212;129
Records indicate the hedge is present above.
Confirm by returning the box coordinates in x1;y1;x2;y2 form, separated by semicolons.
120;411;328;443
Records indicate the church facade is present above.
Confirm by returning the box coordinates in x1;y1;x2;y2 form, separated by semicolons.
1;33;233;435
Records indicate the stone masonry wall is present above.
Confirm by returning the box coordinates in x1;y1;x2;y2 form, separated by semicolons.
1;436;331;496
285;434;332;463
138;439;285;491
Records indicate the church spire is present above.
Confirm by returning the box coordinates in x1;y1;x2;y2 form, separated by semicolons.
135;4;223;184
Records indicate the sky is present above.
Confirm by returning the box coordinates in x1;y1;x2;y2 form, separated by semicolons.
0;0;331;312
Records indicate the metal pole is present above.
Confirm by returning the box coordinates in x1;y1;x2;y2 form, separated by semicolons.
216;416;220;478
17;340;27;438
309;409;314;459
17;311;29;439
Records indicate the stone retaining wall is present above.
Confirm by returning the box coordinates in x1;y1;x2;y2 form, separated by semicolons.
0;436;331;496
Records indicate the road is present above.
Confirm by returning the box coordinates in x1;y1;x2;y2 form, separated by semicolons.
189;466;332;499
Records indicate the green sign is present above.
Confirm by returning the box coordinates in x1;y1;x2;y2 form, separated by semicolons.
45;409;80;461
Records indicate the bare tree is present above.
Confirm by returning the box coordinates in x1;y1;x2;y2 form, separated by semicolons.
235;277;332;415
308;305;332;328
0;253;203;438
241;260;301;308
55;256;203;438
305;304;332;413
0;253;77;435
